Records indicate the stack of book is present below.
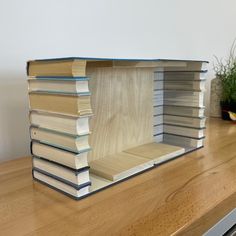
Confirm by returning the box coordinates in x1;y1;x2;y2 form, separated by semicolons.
27;58;93;199
153;66;207;150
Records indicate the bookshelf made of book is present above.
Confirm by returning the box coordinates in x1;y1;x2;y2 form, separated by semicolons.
27;57;208;199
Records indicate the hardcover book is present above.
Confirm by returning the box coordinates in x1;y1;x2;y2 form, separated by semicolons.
27;59;87;77
31;142;89;169
28;78;89;94
30;111;90;135
29;92;92;116
33;156;90;186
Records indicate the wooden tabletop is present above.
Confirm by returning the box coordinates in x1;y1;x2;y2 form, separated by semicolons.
1;118;236;236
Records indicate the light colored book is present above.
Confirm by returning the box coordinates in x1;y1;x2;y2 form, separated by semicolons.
164;80;206;91
153;134;163;142
153;90;164;106
153;106;163;116
33;170;90;199
32;142;88;169
27;58;86;77
153;115;163;126
164;91;204;107
164;115;206;128
163;105;205;117
29;92;92;116
28;78;89;94
163;134;204;148
89;152;154;181
125;142;185;165
30;111;90;135
30;127;90;153
154;71;206;81
164;125;205;138
33;157;90;186
154;80;164;90
153;124;163;135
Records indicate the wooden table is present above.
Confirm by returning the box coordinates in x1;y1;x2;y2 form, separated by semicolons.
1;118;236;236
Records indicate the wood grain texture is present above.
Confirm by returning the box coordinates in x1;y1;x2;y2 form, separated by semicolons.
112;60;187;68
89;142;184;181
86;60;187;68
89;152;153;181
125;142;184;161
1;118;236;236
87;67;154;161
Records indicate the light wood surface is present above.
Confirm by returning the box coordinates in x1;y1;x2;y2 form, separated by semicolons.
125;142;185;163
86;60;187;68
87;67;154;161
1;118;236;236
89;152;154;181
89;142;184;181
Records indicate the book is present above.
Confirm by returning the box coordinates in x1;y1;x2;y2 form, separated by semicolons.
153;134;163;142
26;57;208;199
33;170;90;199
153;90;164;106
163;115;206;128
154;80;164;90
28;78;89;94
164;80;206;91
31;142;89;169
29;92;92;116
153;115;163;126
30;111;90;135
155;79;205;91
30;127;90;153
163;105;205;117
153;124;163;134
164;124;205;138
32;156;90;186
125;142;185;165
153;106;163;115
89;152;154;181
27;58;86;77
163;134;204;148
154;71;206;81
164;91;204;107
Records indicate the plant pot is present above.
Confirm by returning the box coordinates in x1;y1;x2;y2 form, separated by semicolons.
220;101;236;120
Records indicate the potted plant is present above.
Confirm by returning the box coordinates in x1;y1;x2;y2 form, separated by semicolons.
213;41;236;120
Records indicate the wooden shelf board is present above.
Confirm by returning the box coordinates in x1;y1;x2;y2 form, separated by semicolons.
89;142;185;182
87;67;154;161
125;142;185;164
89;152;154;181
86;60;187;68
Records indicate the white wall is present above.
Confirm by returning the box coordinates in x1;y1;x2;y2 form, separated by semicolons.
0;0;236;162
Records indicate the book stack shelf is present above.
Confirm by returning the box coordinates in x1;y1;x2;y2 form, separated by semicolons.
27;59;93;199
153;66;207;150
27;57;208;200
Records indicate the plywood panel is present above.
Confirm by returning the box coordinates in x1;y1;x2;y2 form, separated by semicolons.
86;60;187;68
89;152;154;181
112;60;187;68
125;142;185;164
87;67;154;161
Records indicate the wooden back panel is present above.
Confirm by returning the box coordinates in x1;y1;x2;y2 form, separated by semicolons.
87;67;154;161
